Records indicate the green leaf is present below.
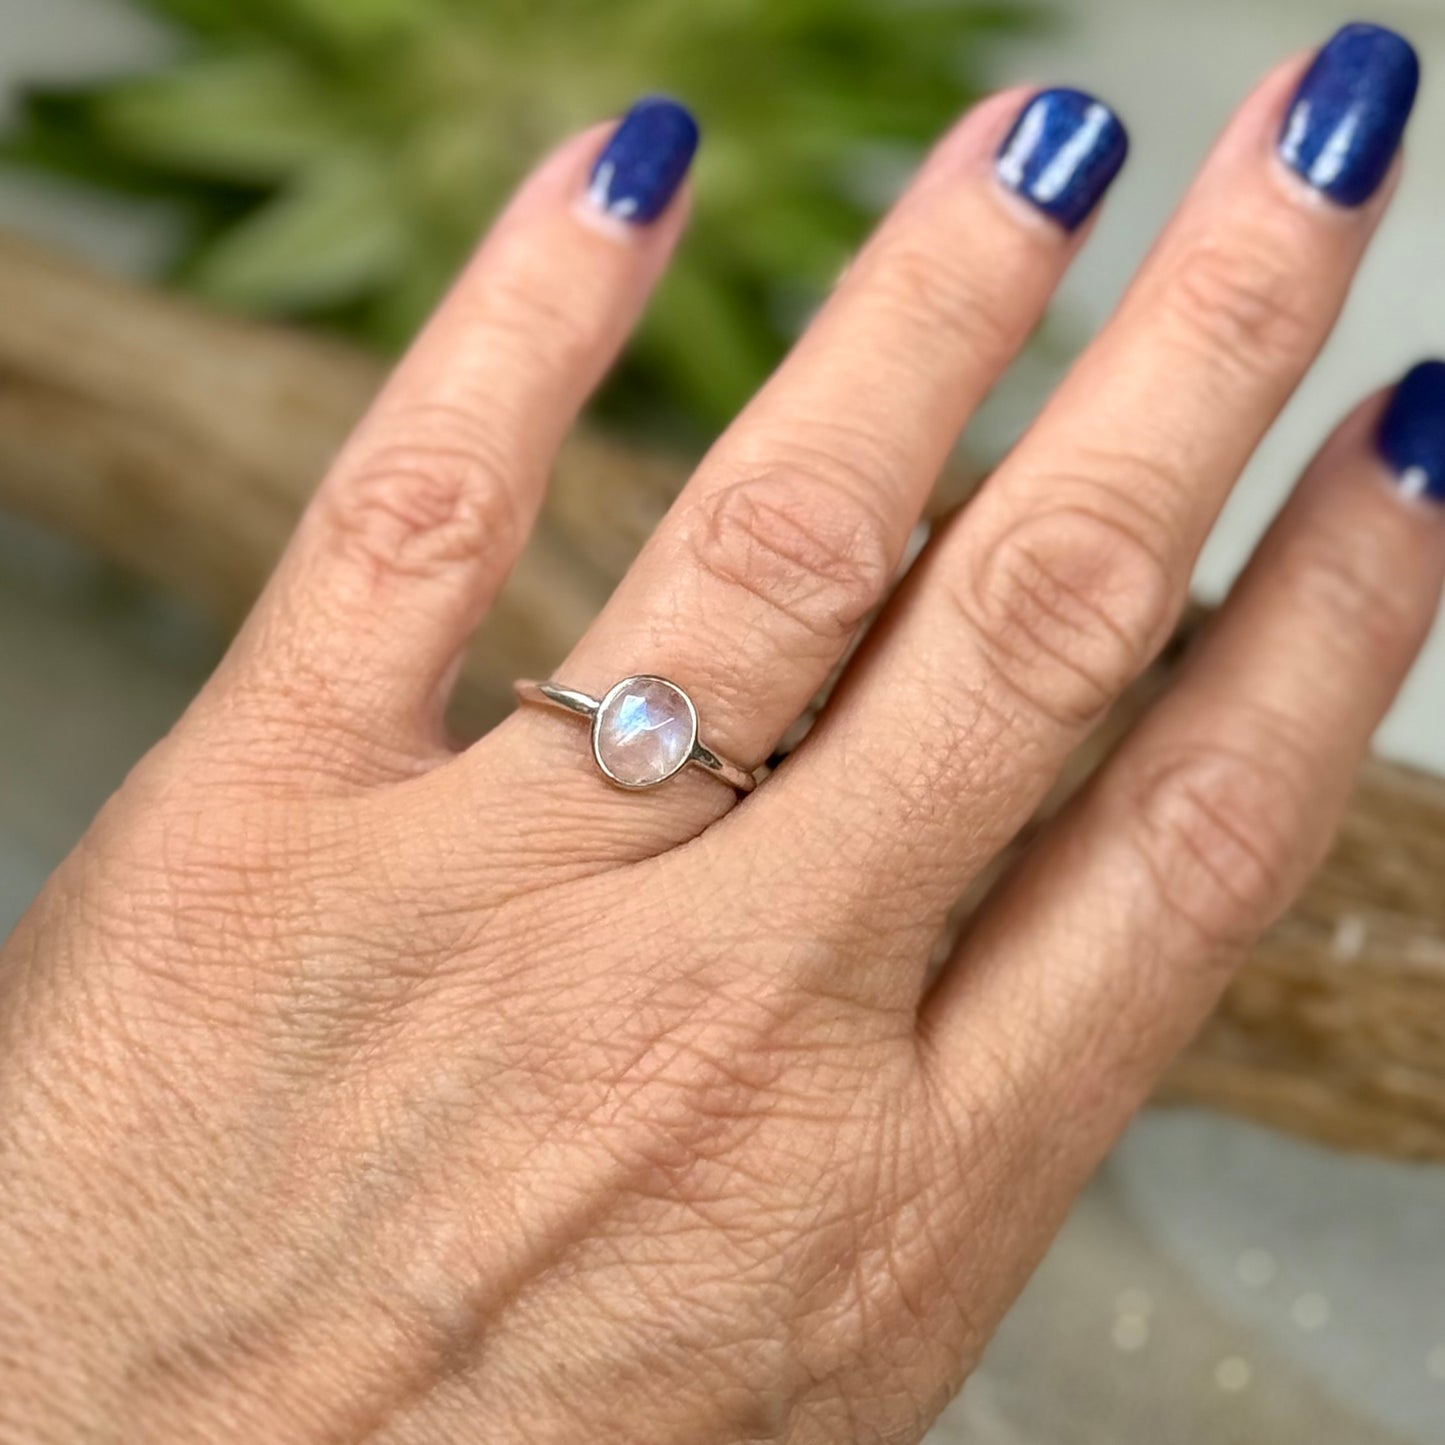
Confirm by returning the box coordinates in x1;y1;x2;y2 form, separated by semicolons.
124;0;427;51
0;88;234;200
284;0;430;48
5;0;1043;434
186;154;407;311
92;53;344;184
639;255;781;427
121;0;257;38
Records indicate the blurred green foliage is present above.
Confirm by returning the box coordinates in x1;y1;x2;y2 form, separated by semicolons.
4;0;1041;435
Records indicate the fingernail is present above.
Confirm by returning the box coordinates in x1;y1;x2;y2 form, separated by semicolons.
587;97;700;224
1278;23;1420;207
1378;361;1445;504
995;88;1130;232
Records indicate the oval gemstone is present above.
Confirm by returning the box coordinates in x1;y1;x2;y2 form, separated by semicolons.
592;677;697;788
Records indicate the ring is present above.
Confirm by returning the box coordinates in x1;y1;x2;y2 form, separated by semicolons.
514;676;757;795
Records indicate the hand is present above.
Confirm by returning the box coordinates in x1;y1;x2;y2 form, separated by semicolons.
2;27;1441;1444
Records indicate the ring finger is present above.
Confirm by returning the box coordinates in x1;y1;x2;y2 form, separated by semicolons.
484;84;1130;842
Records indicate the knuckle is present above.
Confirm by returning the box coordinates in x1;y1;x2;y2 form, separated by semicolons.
682;459;897;645
324;404;520;584
863;237;1015;363
1163;233;1320;376
1129;738;1306;955
473;259;599;373
1276;527;1428;664
963;503;1176;727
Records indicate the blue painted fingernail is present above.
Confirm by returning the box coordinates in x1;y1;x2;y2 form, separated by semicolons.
1278;24;1420;207
995;88;1129;232
1378;361;1445;504
587;96;699;224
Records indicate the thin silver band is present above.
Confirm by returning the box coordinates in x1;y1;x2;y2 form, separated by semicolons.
515;679;757;795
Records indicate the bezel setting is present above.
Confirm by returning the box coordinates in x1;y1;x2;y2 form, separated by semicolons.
590;674;700;791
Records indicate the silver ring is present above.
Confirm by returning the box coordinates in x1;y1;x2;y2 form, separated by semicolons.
514;676;756;795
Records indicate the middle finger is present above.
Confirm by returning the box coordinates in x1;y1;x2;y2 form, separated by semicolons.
749;25;1420;957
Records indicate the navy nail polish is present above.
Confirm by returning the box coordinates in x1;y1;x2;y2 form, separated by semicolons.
1378;361;1445;503
1278;23;1420;207
995;88;1130;232
587;96;699;224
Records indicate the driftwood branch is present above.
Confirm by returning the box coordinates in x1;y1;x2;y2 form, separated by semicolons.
2;229;1444;1160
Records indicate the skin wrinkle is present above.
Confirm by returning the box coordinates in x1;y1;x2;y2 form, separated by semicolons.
1273;520;1433;663
934;910;1153;1166
958;505;1175;728
209;616;450;784
762;647;1033;962
185;1030;651;1436
378;924;936;1433
1159;225;1336;375
692;472;898;636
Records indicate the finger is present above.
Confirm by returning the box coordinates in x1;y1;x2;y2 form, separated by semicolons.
206;100;698;778
921;367;1445;1198
482;86;1129;836
757;26;1420;956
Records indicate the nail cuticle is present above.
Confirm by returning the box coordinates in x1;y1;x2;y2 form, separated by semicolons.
1267;152;1387;231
